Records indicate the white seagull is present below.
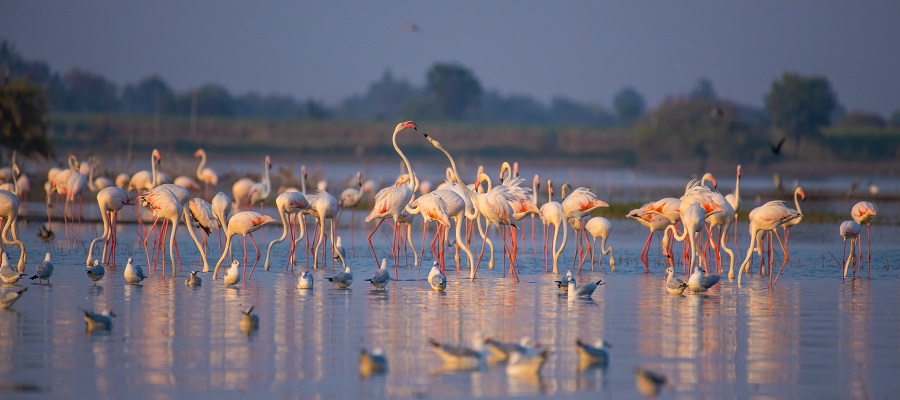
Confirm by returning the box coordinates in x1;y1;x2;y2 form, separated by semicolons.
29;253;54;284
554;270;575;293
327;266;353;288
665;267;687;295
428;333;486;369
506;349;551;376
224;260;242;286
687;268;721;293
297;270;314;289
86;260;106;284
365;259;391;289
185;270;202;287
0;252;25;284
82;309;115;330
240;306;259;332
124;258;147;285
428;261;447;292
568;278;603;299
485;336;538;364
359;348;389;377
575;339;611;368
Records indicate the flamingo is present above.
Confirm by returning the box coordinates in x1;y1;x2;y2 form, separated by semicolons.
626;204;669;272
86;187;134;267
211;191;232;250
212;211;276;280
406;191;451;271
498;163;539;267
540;181;567;274
850;201;876;277
636;197;681;267
247;156;272;212
677;180;734;275
840;220;861;279
583;216;615;272
139;188;182;276
232;177;255;211
736;200;802;285
115;173;130;190
0;188;25;272
663;202;719;276
174;176;200;192
194;149;219;198
306;189;340;269
338;171;364;240
470;172;518;277
562;187;609;272
264;191;309;271
128;149;161;194
429;185;469;271
183;197;217;272
365;121;419;274
86;158;114;193
781;186;805;245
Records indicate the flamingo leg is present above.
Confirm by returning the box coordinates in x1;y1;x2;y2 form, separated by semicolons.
866;224;871;278
367;219;386;267
640;231;652;272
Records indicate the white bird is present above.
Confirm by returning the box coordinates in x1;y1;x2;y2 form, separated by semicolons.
0;287;27;309
635;367;668;397
297;270;314;289
428;333;486;369
327;266;353;288
554;270;575;293
185;270;202;287
224;260;242;286
484;336;538;364
365;259;391;289
240;306;259;332
124;257;147;285
86;260;105;283
506;349;550;376
359;348;389;377
687;268;721;293
665;267;687;295
575;339;611;368
28;253;53;284
82;309;115;330
427;261;447;291
567;278;603;299
0;252;25;284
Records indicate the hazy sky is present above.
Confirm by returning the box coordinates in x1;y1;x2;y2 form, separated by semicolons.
2;1;899;115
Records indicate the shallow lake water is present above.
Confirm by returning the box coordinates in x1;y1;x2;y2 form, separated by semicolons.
1;198;899;399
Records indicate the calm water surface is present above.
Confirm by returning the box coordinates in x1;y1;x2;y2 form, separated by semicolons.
1;201;899;399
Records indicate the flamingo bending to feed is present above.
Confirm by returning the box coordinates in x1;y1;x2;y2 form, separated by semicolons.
406;191;451;271
264;191;309;271
183;197;217;272
86;187;134;267
308;189;340;269
736;200;802;285
583;216;615;272
211;191;232;250
561;187;609;272
839;220;861;279
627;204;669;272
0;188;26;272
139;188;183;276
213;211;275;280
365;121;419;275
851;201;876;277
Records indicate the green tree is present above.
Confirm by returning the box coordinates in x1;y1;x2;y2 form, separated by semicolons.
426;63;482;120
765;72;838;150
58;68;119;112
834;111;886;128
121;75;175;114
0;78;54;159
612;87;645;126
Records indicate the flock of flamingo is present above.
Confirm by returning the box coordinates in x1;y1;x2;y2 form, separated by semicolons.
0;120;882;294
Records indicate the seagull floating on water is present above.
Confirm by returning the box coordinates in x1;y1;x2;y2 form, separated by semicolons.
0;252;25;284
185;270;202;287
0;287;27;309
365;259;391;289
507;347;550;376
427;262;447;291
82;309;115;330
240;306;259;332
575;339;611;368
485;336;537;364
428;334;486;369
634;366;667;397
224;260;242;286
687;268;720;293
86;260;105;284
554;270;575;293
327;266;353;288
665;267;687;295
29;253;54;284
124;258;146;285
297;270;313;289
568;278;603;299
359;348;389;377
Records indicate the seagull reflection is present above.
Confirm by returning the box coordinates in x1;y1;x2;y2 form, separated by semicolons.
359;348;388;378
507;373;548;395
240;306;259;334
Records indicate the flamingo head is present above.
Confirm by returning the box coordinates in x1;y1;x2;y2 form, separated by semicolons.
533;174;540;188
395;174;411;187
356;172;362;186
548;180;554;196
396;120;417;133
701;172;717;189
736;164;742;177
797;187;806;201
499;162;510;183
265;156;272;170
152;149;161;164
513;162;519;178
194;149;204;158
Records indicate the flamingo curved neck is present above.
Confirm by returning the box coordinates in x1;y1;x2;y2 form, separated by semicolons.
794;189;803;215
392;126;415;193
196;152;207;180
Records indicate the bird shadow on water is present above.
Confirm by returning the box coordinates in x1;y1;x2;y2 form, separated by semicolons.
367;290;389;301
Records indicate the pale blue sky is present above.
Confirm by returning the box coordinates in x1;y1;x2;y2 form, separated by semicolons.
2;1;898;115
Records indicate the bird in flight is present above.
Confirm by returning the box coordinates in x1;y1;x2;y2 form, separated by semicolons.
770;137;787;155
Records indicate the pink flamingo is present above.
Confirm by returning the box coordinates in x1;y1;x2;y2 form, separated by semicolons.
626;205;669;272
248;156;272;213
781;186;805;245
839;220;861;279
213;211;275;280
0;188;26;272
86;187;134;267
194;149;219;199
737;200;801;285
139;188;182;276
264;191;309;271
